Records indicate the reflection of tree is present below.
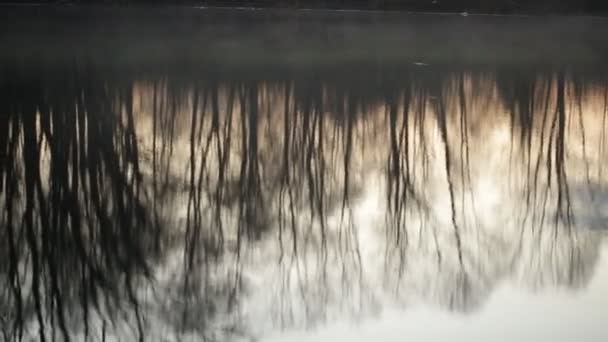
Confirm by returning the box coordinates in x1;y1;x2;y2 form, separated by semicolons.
382;69;607;314
1;64;608;340
0;66;158;341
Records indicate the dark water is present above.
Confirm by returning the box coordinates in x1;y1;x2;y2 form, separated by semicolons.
1;7;608;342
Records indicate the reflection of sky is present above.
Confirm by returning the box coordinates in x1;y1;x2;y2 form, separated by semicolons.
266;242;608;342
5;75;608;341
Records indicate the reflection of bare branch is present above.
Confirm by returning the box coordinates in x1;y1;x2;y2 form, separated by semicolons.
2;66;607;341
0;66;158;341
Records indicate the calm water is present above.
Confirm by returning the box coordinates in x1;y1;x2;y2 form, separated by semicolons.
1;6;608;342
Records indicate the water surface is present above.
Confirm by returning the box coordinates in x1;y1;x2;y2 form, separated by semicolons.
1;6;608;342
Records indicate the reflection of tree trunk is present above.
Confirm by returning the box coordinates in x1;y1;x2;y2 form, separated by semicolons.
186;82;201;271
22;106;47;342
599;87;608;181
247;83;261;239
458;74;474;229
435;92;463;267
554;71;572;227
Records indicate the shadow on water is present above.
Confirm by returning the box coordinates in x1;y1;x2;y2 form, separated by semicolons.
2;8;608;342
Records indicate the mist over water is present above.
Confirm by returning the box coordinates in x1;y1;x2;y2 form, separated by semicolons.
1;7;608;342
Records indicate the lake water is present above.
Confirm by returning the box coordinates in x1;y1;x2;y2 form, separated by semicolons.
1;6;608;342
